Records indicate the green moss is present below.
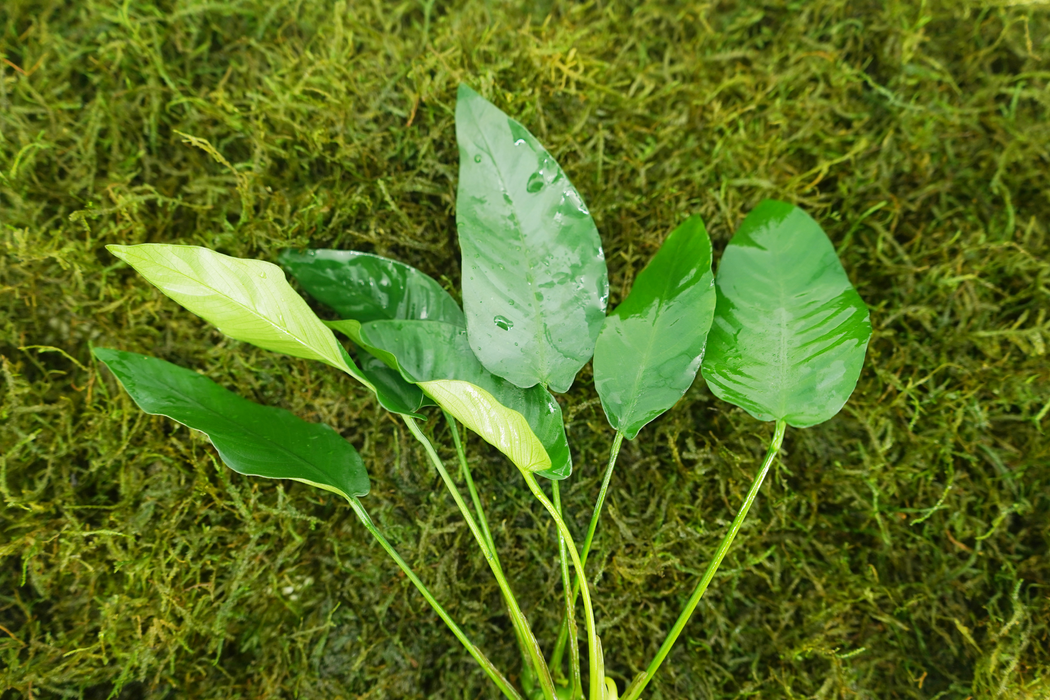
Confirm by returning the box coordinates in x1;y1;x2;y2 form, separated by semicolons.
1;1;1048;697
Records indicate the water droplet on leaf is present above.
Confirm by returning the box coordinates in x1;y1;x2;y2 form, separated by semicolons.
494;315;513;331
526;172;544;193
474;154;483;163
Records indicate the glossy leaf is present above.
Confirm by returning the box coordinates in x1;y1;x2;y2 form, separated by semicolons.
593;215;716;439
93;347;370;499
108;244;351;373
456;84;608;393
358;352;429;415
420;380;551;474
359;319;572;480
701;200;871;427
279;249;465;326
327;322;429;415
280;250;455;415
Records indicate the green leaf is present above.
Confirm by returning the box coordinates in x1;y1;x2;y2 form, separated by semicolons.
593;215;716;439
455;84;608;393
108;244;351;373
279;249;464;326
700;200;871;427
93;347;370;499
279;250;456;415
358;319;572;480
358;351;429;415
420;380;551;474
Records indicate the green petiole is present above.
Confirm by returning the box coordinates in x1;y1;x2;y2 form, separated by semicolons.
622;420;787;700
444;410;554;691
403;416;557;700
347;496;523;700
551;430;624;676
445;409;497;552
522;472;601;700
551;480;582;700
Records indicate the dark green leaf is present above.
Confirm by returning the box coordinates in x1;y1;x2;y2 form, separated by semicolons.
280;250;457;416
328;322;430;416
593;216;716;439
279;249;464;325
93;347;370;499
356;350;429;416
360;319;572;480
455;84;608;393
701;200;871;427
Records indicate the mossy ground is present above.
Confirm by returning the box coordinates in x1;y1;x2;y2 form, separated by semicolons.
2;1;1049;698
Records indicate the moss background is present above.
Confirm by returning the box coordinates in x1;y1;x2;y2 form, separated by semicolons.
2;1;1049;698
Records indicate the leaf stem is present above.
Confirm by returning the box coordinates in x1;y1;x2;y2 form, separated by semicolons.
444;409;496;552
551;431;624;673
403;416;556;700
444;410;544;688
551;481;582;700
347;496;523;700
522;471;601;700
622;420;787;700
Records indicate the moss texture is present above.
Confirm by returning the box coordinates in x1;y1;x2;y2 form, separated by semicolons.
2;1;1049;698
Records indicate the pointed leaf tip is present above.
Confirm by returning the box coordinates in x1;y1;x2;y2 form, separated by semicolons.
594;215;716;439
420;379;552;475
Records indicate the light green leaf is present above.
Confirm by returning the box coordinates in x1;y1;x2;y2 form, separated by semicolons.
419;379;551;474
108;244;350;373
701;200;871;427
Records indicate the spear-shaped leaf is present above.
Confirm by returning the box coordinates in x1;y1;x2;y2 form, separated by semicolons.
109;244;350;371
593;215;716;439
700;200;871;427
456;84;608;393
93;347;369;499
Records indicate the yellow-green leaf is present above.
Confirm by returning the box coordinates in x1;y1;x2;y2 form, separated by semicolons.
419;379;551;474
108;244;351;373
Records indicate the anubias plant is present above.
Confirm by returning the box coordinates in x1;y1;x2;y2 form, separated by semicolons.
96;84;871;700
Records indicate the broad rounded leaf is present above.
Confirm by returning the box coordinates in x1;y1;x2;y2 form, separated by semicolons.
108;244;351;373
279;249;464;326
593;215;716;439
456;84;608;393
420;380;551;474
700;200;871;427
94;347;369;499
359;319;572;480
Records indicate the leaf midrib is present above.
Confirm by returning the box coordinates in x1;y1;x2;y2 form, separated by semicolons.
615;245;703;432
